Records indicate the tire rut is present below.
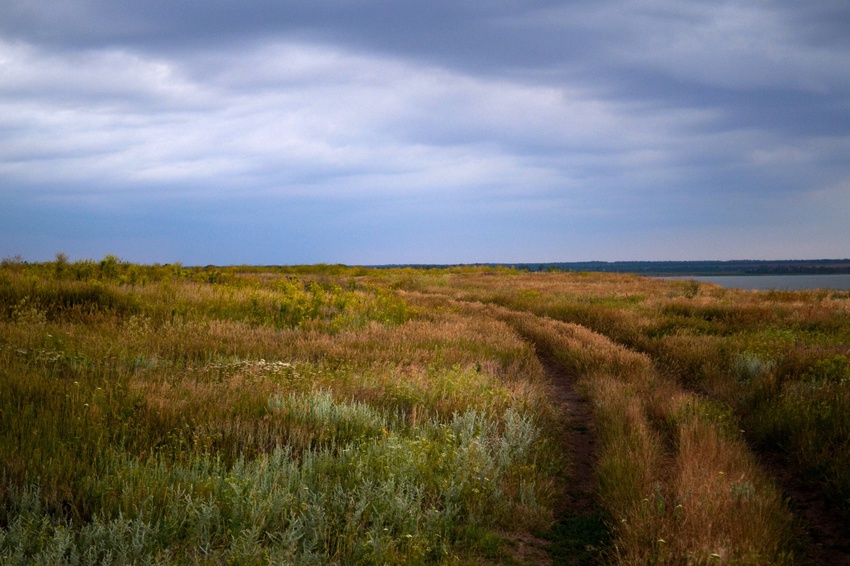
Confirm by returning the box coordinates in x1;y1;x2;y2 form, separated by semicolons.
538;351;597;515
758;450;850;565
535;348;608;565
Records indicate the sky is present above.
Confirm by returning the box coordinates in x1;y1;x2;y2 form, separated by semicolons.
1;1;849;265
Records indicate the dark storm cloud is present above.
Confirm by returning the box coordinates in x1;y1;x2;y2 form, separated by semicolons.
5;2;848;122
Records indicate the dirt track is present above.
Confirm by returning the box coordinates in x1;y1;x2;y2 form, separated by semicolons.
535;345;607;565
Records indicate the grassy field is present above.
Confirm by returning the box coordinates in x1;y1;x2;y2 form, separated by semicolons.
1;258;849;564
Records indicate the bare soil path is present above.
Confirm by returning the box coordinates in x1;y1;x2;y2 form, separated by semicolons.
534;348;609;565
758;450;850;565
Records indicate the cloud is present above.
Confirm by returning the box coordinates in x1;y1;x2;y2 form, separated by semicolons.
575;2;845;90
1;36;712;203
1;1;848;263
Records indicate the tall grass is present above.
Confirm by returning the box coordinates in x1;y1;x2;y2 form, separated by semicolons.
1;260;560;564
483;306;797;563
4;260;847;563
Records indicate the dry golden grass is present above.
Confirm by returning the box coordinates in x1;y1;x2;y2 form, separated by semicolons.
421;288;800;564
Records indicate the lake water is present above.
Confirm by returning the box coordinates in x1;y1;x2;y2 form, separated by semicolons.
657;274;850;291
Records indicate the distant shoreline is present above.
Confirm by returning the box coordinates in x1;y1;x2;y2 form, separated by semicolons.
372;259;850;276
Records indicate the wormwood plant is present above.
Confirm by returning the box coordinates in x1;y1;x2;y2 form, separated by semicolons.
1;397;543;564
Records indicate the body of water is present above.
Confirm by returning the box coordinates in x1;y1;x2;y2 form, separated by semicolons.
657;274;850;291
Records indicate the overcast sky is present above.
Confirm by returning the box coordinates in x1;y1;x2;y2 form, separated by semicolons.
2;1;849;265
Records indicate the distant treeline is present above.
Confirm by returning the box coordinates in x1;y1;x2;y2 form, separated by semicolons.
378;260;850;275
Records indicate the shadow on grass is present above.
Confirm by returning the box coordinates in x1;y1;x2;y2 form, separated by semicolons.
543;512;610;565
